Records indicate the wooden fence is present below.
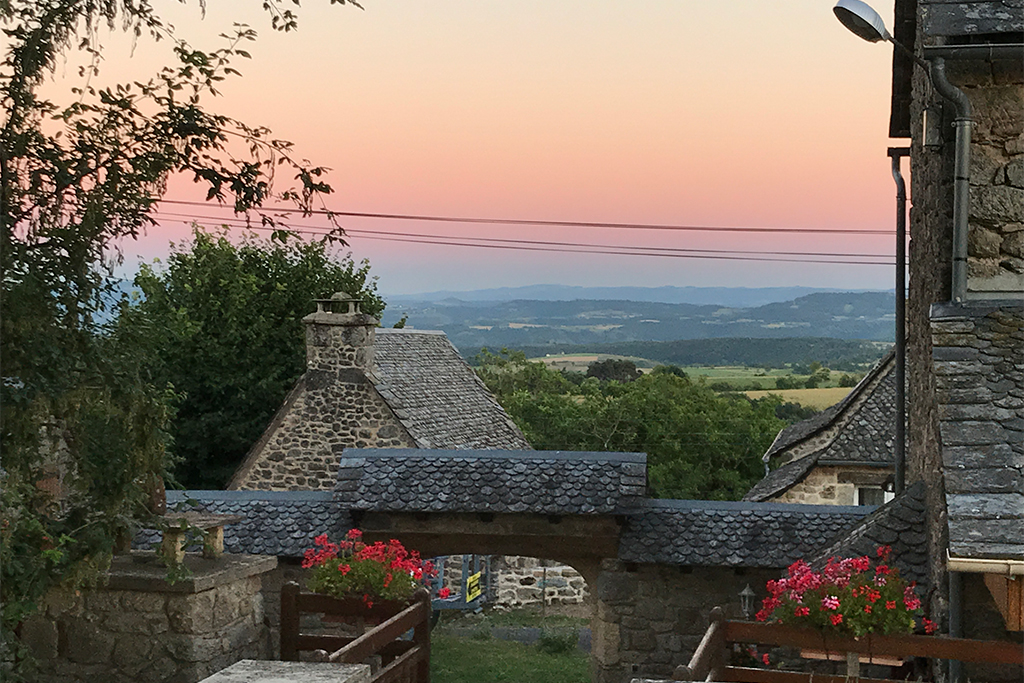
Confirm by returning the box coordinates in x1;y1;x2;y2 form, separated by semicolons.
280;582;431;683
675;607;1023;682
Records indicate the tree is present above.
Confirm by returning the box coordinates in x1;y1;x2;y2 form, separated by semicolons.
0;1;356;674
129;226;384;488
476;351;784;500
587;358;642;383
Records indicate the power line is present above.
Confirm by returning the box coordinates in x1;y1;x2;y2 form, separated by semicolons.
157;198;896;236
153;212;904;267
153;210;898;261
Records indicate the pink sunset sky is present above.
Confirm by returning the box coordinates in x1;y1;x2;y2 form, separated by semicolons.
54;0;906;295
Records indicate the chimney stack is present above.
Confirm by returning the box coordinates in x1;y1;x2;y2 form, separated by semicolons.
303;292;379;377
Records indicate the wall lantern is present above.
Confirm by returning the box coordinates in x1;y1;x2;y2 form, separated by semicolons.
739;584;756;619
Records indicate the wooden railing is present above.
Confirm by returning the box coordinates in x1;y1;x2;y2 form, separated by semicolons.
675;607;1023;682
280;582;431;683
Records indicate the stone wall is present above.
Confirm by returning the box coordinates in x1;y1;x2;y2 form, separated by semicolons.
22;553;275;683
492;556;589;607
947;58;1024;298
771;465;889;506
591;561;777;683
232;376;415;490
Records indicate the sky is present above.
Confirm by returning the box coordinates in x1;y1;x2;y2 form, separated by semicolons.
51;0;906;295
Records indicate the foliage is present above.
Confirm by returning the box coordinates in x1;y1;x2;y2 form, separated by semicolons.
128;226;383;488
756;547;936;638
0;0;355;674
586;358;641;383
774;401;820;425
536;629;578;654
476;350;784;500
304;529;439;605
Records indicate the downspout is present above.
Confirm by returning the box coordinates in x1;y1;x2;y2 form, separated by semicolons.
948;570;963;683
887;147;909;495
927;57;972;303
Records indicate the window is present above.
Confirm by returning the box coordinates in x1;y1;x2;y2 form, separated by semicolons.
857;487;894;506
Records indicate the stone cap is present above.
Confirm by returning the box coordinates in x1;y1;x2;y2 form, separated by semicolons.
105;552;276;593
198;660;370;683
303;292;379;326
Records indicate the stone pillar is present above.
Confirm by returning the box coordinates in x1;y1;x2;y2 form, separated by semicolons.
21;553;276;683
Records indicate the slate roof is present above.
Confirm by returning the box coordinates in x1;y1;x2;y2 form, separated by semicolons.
744;350;900;502
761;349;895;462
370;330;530;450
335;448;648;515
617;499;869;568
932;302;1024;562
743;454;822;503
810;481;929;586
135;491;350;558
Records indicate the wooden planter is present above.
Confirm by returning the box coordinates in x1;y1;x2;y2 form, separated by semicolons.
280;582;431;683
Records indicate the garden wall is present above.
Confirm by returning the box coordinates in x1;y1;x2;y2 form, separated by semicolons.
591;561;777;683
21;553;275;683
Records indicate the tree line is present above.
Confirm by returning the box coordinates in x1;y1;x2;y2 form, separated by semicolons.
475;350;789;501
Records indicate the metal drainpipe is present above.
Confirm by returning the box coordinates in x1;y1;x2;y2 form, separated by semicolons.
888;147;909;495
948;570;963;682
927;57;973;303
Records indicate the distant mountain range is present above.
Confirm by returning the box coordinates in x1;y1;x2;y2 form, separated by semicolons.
380;290;898;351
386;285;888;308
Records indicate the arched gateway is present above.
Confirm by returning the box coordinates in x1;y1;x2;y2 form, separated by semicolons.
162;448;881;683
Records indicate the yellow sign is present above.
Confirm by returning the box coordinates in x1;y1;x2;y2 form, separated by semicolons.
466;571;482;602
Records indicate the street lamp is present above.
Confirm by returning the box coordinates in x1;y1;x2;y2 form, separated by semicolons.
833;0;891;43
832;0;972;305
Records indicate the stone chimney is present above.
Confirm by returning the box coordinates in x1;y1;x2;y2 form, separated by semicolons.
302;292;379;380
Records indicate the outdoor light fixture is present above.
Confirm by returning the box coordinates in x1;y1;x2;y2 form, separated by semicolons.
833;0;891;43
832;0;972;304
739;584;756;620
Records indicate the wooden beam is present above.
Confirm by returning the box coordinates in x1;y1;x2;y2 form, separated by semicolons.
984;573;1024;632
718;667;904;683
723;621;1023;665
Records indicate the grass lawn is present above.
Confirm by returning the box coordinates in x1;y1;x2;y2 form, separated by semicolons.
430;633;589;683
745;387;852;409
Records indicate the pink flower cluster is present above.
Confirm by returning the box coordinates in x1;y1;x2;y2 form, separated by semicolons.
755;546;933;638
303;529;441;605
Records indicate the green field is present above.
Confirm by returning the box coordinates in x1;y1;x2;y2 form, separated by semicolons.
533;355;859;392
746;387;853;410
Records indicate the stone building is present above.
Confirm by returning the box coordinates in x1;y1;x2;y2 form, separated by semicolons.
744;350;901;506
888;0;1023;676
156;451;876;683
228;292;530;490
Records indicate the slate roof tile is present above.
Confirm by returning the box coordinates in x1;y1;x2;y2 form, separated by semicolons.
617;499;868;568
335;448;647;514
932;302;1024;562
134;491;349;558
371;330;530;451
745;349;902;502
810;481;929;586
